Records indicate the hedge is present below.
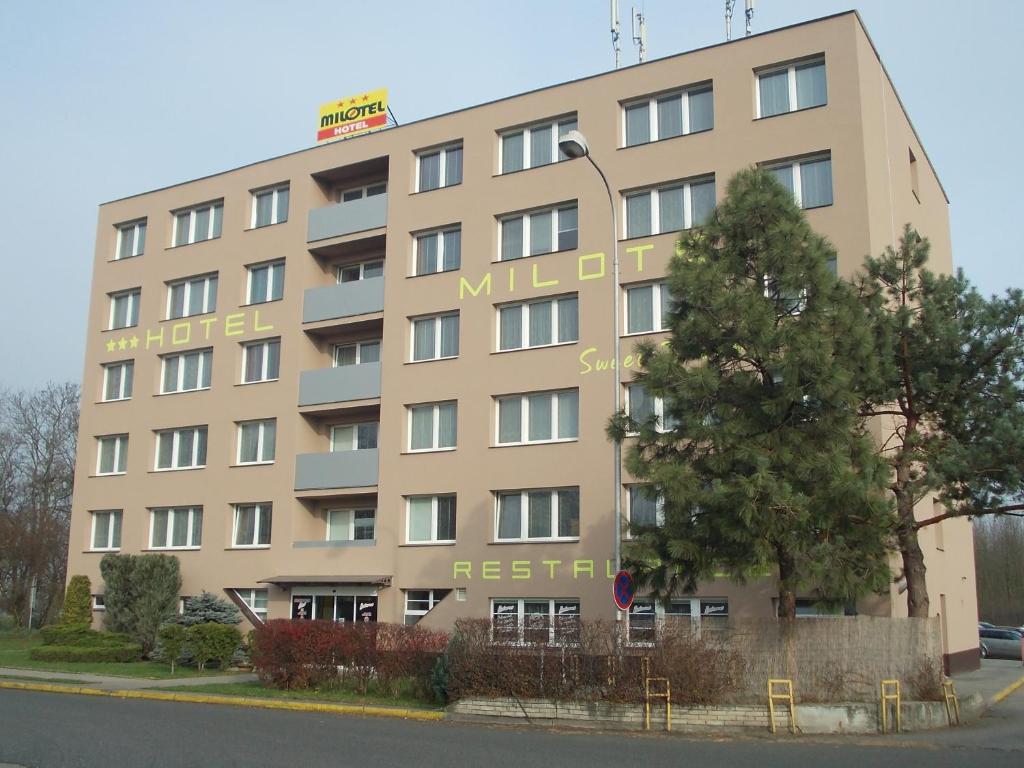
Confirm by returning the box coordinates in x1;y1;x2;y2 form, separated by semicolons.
39;625;134;648
29;644;143;663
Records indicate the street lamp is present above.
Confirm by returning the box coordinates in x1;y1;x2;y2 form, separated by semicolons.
558;130;623;610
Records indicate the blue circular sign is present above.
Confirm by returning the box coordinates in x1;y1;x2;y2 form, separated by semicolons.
613;570;635;611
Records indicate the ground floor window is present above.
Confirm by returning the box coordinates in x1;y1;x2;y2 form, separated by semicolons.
628;597;729;643
490;598;580;645
236;588;269;621
404;589;450;625
291;593;377;623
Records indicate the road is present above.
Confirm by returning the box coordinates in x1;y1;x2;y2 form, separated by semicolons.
0;687;1021;768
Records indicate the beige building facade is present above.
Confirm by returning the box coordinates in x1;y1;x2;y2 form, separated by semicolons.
68;12;980;671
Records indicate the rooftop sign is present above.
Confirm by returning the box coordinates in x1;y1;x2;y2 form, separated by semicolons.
317;88;389;144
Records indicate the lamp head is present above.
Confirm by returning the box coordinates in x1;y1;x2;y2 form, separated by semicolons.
558;129;590;159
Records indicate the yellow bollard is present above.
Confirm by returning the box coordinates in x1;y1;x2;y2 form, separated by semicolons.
767;679;797;734
880;679;902;733
942;679;960;726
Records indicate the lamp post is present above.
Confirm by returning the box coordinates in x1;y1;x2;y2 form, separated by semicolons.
558;130;623;616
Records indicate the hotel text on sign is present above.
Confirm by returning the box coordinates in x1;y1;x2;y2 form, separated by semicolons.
317;89;389;144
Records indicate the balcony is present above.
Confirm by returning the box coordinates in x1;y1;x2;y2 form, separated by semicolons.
303;276;384;325
299;362;381;408
295;448;379;492
307;194;388;243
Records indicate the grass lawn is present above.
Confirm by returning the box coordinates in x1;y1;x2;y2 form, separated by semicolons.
0;636;243;680
153;681;443;710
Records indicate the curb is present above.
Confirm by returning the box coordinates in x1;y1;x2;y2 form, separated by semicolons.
990;672;1024;705
0;680;444;721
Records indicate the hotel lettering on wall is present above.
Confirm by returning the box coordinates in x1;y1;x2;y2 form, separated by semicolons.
317;89;389;144
102;309;273;356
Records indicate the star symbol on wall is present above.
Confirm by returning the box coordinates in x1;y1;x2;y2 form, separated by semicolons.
117;337;128;351
129;335;140;349
105;339;116;353
362;94;369;102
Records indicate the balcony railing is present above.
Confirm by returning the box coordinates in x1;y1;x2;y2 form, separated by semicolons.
303;277;384;324
307;193;388;243
298;362;381;407
294;448;379;491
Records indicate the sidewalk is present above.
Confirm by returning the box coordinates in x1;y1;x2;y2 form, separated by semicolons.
0;666;257;691
951;659;1024;709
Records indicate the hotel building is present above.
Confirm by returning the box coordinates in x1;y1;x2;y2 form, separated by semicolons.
68;11;980;671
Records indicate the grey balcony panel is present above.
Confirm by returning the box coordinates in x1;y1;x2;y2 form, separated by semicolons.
307;193;388;242
295;448;379;491
303;277;385;324
299;362;381;407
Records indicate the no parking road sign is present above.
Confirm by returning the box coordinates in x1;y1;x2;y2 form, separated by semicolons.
613;570;635;611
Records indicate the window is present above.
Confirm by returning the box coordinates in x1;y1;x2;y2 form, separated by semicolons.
233;503;272;547
416;143;463;191
330;422;378;451
90;510;122;551
251;183;289;228
327;508;376;542
624;178;715;238
242;339;281;383
498;294;578;351
410;313;459;361
496;488;580;541
496;389;579;445
237;588;269;621
404;589;450;625
173;200;223;246
629;597;728;642
166;273;217;319
161;348;212;393
414;227;461;275
766;155;833;209
334;340;380;367
92;594;106;611
757;57;827;118
337;260;384;283
626;383;677;432
491;599;580;645
149;507;203;549
628;486;664;530
408;402;457;451
624;84;713;146
237;419;276;464
155;426;208;470
102;360;134;401
247;260;285;304
406;495;456;543
96;435;127;475
625;281;673;334
500;115;578;173
500;203;578;260
115;219;146;259
108;289;140;330
340;181;387;202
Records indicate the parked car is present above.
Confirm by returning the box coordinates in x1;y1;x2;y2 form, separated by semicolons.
979;627;1023;660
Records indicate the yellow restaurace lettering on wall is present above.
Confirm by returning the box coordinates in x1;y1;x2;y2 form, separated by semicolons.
542;560;561;579
481;561;501;580
459;273;492;299
453;561;472;579
452;558;618;580
573;560;594;579
511;560;531;580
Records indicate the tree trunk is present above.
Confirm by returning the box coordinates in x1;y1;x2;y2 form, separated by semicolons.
895;478;930;618
777;547;798;621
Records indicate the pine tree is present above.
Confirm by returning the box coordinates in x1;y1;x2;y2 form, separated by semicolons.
855;227;1024;617
176;592;242;626
59;575;92;627
610;168;895;619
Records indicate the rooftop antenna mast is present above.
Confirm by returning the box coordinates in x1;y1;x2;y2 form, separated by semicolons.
611;0;622;68
745;0;756;36
631;6;647;63
725;0;736;41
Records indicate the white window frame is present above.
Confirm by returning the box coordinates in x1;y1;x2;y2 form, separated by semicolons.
326;508;376;542
623;177;714;239
413;226;461;275
250;183;289;228
626;485;665;534
172;200;223;246
415;143;463;192
242;339;281;383
333;340;381;367
339;181;387;202
409;312;459;362
236;419;276;465
246;260;285;304
330;422;379;452
498;114;578;174
755;57;827;118
404;589;448;624
625;383;675;433
232;503;272;548
108;289;140;330
762;154;833;210
496;294;579;351
495;488;580;542
92;594;106;611
154;426;208;471
115;219;146;259
628;597;728;643
499;203;578;261
336;259;384;283
407;401;457;452
405;495;457;544
621;83;713;146
96;434;128;475
237;588;269;620
160;348;213;394
495;389;579;446
490;598;581;645
102;360;134;402
624;281;673;335
165;273;217;320
149;506;203;550
89;510;122;551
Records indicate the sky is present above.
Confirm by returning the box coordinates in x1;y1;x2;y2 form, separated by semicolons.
0;0;1020;388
